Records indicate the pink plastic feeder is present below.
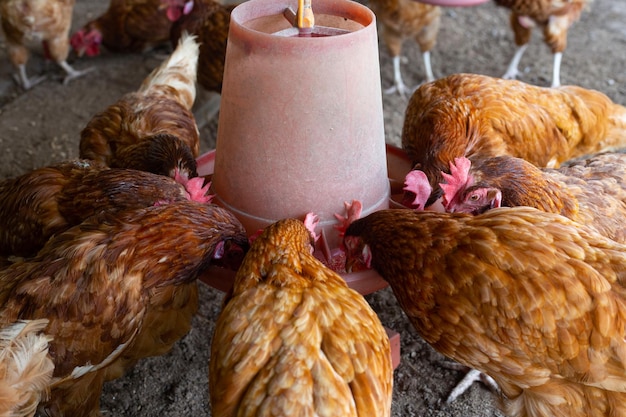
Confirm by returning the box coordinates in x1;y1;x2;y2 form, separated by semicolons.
196;0;408;368
211;0;390;251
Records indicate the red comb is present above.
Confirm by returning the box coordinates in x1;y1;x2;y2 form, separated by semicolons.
439;157;473;207
185;177;213;203
303;212;320;242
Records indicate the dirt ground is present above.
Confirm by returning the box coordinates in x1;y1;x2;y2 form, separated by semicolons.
0;0;625;416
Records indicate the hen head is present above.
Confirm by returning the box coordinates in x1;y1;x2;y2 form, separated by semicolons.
70;26;103;57
343;234;372;273
446;186;502;214
161;0;195;22
439;157;502;214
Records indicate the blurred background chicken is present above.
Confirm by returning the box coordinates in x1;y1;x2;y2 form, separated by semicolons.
170;0;234;125
79;33;203;196
0;319;54;417
440;153;626;245
70;0;191;57
344;207;626;417
494;0;590;87
0;201;248;417
0;0;92;89
367;0;441;97
210;217;393;417
402;73;626;205
0;159;212;258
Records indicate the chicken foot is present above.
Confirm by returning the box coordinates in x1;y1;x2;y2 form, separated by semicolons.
442;363;500;403
59;60;95;85
13;64;47;90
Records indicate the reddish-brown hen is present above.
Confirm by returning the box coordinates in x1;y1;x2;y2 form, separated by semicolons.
0;319;54;417
170;0;233;95
344;207;626;417
403;73;626;205
70;0;190;57
0;0;91;89
440;152;626;243
79;33;201;189
494;0;590;87
210;218;393;417
367;0;441;96
0;159;213;258
0;201;248;417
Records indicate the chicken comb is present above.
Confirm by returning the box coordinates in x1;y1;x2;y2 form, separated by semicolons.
439;157;473;207
303;212;320;243
185;177;214;204
333;200;363;238
403;170;432;210
163;0;194;22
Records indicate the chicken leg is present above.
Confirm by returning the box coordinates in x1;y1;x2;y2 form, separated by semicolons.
502;44;562;88
384;51;434;97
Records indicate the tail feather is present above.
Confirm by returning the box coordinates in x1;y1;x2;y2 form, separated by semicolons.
0;319;54;417
139;32;200;111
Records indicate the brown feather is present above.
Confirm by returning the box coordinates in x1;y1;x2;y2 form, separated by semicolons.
0;159;196;257
79;34;200;180
0;201;248;417
170;0;233;94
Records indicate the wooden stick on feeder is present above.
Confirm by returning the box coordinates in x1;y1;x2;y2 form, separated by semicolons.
297;0;314;36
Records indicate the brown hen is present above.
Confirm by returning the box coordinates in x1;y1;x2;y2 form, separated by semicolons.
70;0;190;57
440;152;626;243
210;218;393;417
0;0;92;89
344;207;626;417
494;0;590;87
0;201;248;417
79;33;201;191
367;0;441;96
170;0;234;124
0;159;213;258
402;73;626;205
0;319;54;417
170;0;232;95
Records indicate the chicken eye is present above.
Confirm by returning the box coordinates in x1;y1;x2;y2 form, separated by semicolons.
469;194;479;201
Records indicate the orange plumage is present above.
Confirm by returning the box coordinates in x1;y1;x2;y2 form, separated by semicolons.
210;218;393;417
402;73;626;204
344;207;626;417
441;152;626;244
